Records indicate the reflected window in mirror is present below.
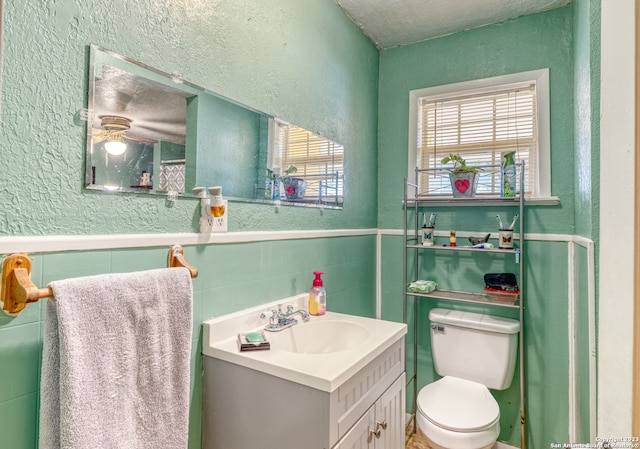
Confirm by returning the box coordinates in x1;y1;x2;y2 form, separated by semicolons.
267;120;344;206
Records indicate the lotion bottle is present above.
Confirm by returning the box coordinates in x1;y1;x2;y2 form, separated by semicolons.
308;271;326;316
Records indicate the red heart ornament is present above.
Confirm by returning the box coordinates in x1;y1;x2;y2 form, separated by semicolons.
454;179;470;193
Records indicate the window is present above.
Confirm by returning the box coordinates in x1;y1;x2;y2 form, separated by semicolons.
270;120;344;204
408;69;551;199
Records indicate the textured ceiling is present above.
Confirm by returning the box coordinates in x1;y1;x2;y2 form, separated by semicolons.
335;0;572;49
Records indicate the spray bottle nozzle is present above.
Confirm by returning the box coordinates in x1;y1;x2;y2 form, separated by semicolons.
313;271;325;287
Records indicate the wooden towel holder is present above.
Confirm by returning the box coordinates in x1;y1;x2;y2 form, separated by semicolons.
0;244;198;315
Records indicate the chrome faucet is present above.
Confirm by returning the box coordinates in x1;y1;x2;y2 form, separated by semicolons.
261;304;310;332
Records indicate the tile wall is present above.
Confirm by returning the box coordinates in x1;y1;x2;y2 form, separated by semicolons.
0;235;377;449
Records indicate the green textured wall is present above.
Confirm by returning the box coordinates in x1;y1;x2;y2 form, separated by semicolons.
572;0;599;441
193;93;263;199
0;0;379;235
0;0;601;448
377;6;592;448
0;0;380;447
377;6;575;233
573;0;601;241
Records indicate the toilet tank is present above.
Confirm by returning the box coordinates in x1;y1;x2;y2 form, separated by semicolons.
429;308;520;390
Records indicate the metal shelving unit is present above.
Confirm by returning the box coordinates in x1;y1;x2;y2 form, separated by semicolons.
403;162;527;449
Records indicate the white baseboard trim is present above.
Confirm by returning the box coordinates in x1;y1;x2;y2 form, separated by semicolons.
0;229;378;254
376;231;382;319
0;228;594;254
568;242;577;440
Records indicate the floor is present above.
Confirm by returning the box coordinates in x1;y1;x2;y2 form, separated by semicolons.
405;424;430;449
406;427;501;449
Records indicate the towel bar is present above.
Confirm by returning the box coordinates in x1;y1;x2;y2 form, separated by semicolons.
0;245;198;315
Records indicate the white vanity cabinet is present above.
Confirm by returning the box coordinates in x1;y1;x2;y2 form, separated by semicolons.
202;337;405;449
335;373;406;449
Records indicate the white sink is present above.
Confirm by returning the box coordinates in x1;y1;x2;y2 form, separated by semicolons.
267;320;369;354
202;293;407;392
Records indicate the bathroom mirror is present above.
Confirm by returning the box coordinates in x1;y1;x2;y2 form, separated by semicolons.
84;45;344;209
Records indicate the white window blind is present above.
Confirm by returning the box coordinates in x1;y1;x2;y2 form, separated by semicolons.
274;121;344;203
417;82;537;196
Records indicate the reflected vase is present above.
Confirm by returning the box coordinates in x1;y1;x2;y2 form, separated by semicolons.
284;178;307;200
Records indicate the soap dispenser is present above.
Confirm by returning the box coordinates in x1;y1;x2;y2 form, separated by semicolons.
308;271;326;316
192;186;212;233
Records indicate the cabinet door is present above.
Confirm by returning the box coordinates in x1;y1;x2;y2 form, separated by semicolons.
375;373;406;449
335;373;406;449
335;406;375;449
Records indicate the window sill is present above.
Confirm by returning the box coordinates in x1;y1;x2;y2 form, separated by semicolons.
525;196;560;206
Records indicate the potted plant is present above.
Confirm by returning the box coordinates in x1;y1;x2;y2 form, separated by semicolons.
440;153;479;198
281;167;307;200
266;166;307;200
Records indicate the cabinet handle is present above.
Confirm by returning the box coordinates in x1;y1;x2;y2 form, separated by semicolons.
376;420;388;431
369;428;381;439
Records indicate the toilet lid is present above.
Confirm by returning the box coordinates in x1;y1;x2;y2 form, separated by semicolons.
417;376;500;432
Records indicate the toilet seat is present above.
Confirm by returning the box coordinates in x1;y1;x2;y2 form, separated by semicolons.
417;376;500;432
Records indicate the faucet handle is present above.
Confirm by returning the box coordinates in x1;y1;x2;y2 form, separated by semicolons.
260;309;279;325
269;309;279;325
286;304;294;313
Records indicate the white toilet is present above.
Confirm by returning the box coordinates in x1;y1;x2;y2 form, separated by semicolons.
416;308;520;449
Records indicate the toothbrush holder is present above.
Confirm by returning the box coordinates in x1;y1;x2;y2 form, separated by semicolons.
498;229;514;249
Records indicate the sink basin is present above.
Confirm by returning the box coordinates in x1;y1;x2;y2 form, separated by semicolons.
202;293;407;391
267;320;369;354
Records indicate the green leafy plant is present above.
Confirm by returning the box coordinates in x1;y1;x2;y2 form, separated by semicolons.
440;154;478;174
266;165;297;182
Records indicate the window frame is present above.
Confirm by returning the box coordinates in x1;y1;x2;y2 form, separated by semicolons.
408;69;554;202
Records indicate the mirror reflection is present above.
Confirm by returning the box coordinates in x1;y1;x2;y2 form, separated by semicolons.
85;45;344;208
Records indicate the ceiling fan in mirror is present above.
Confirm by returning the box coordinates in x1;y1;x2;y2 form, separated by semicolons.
92;115;156;156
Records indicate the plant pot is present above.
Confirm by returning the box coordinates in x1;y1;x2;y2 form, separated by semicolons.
284;177;307;200
449;172;478;198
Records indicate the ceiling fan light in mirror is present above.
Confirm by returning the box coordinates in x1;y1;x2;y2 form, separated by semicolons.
98;115;131;155
100;115;131;130
104;139;127;156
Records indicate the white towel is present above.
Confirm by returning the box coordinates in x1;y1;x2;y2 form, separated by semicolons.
39;268;193;449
